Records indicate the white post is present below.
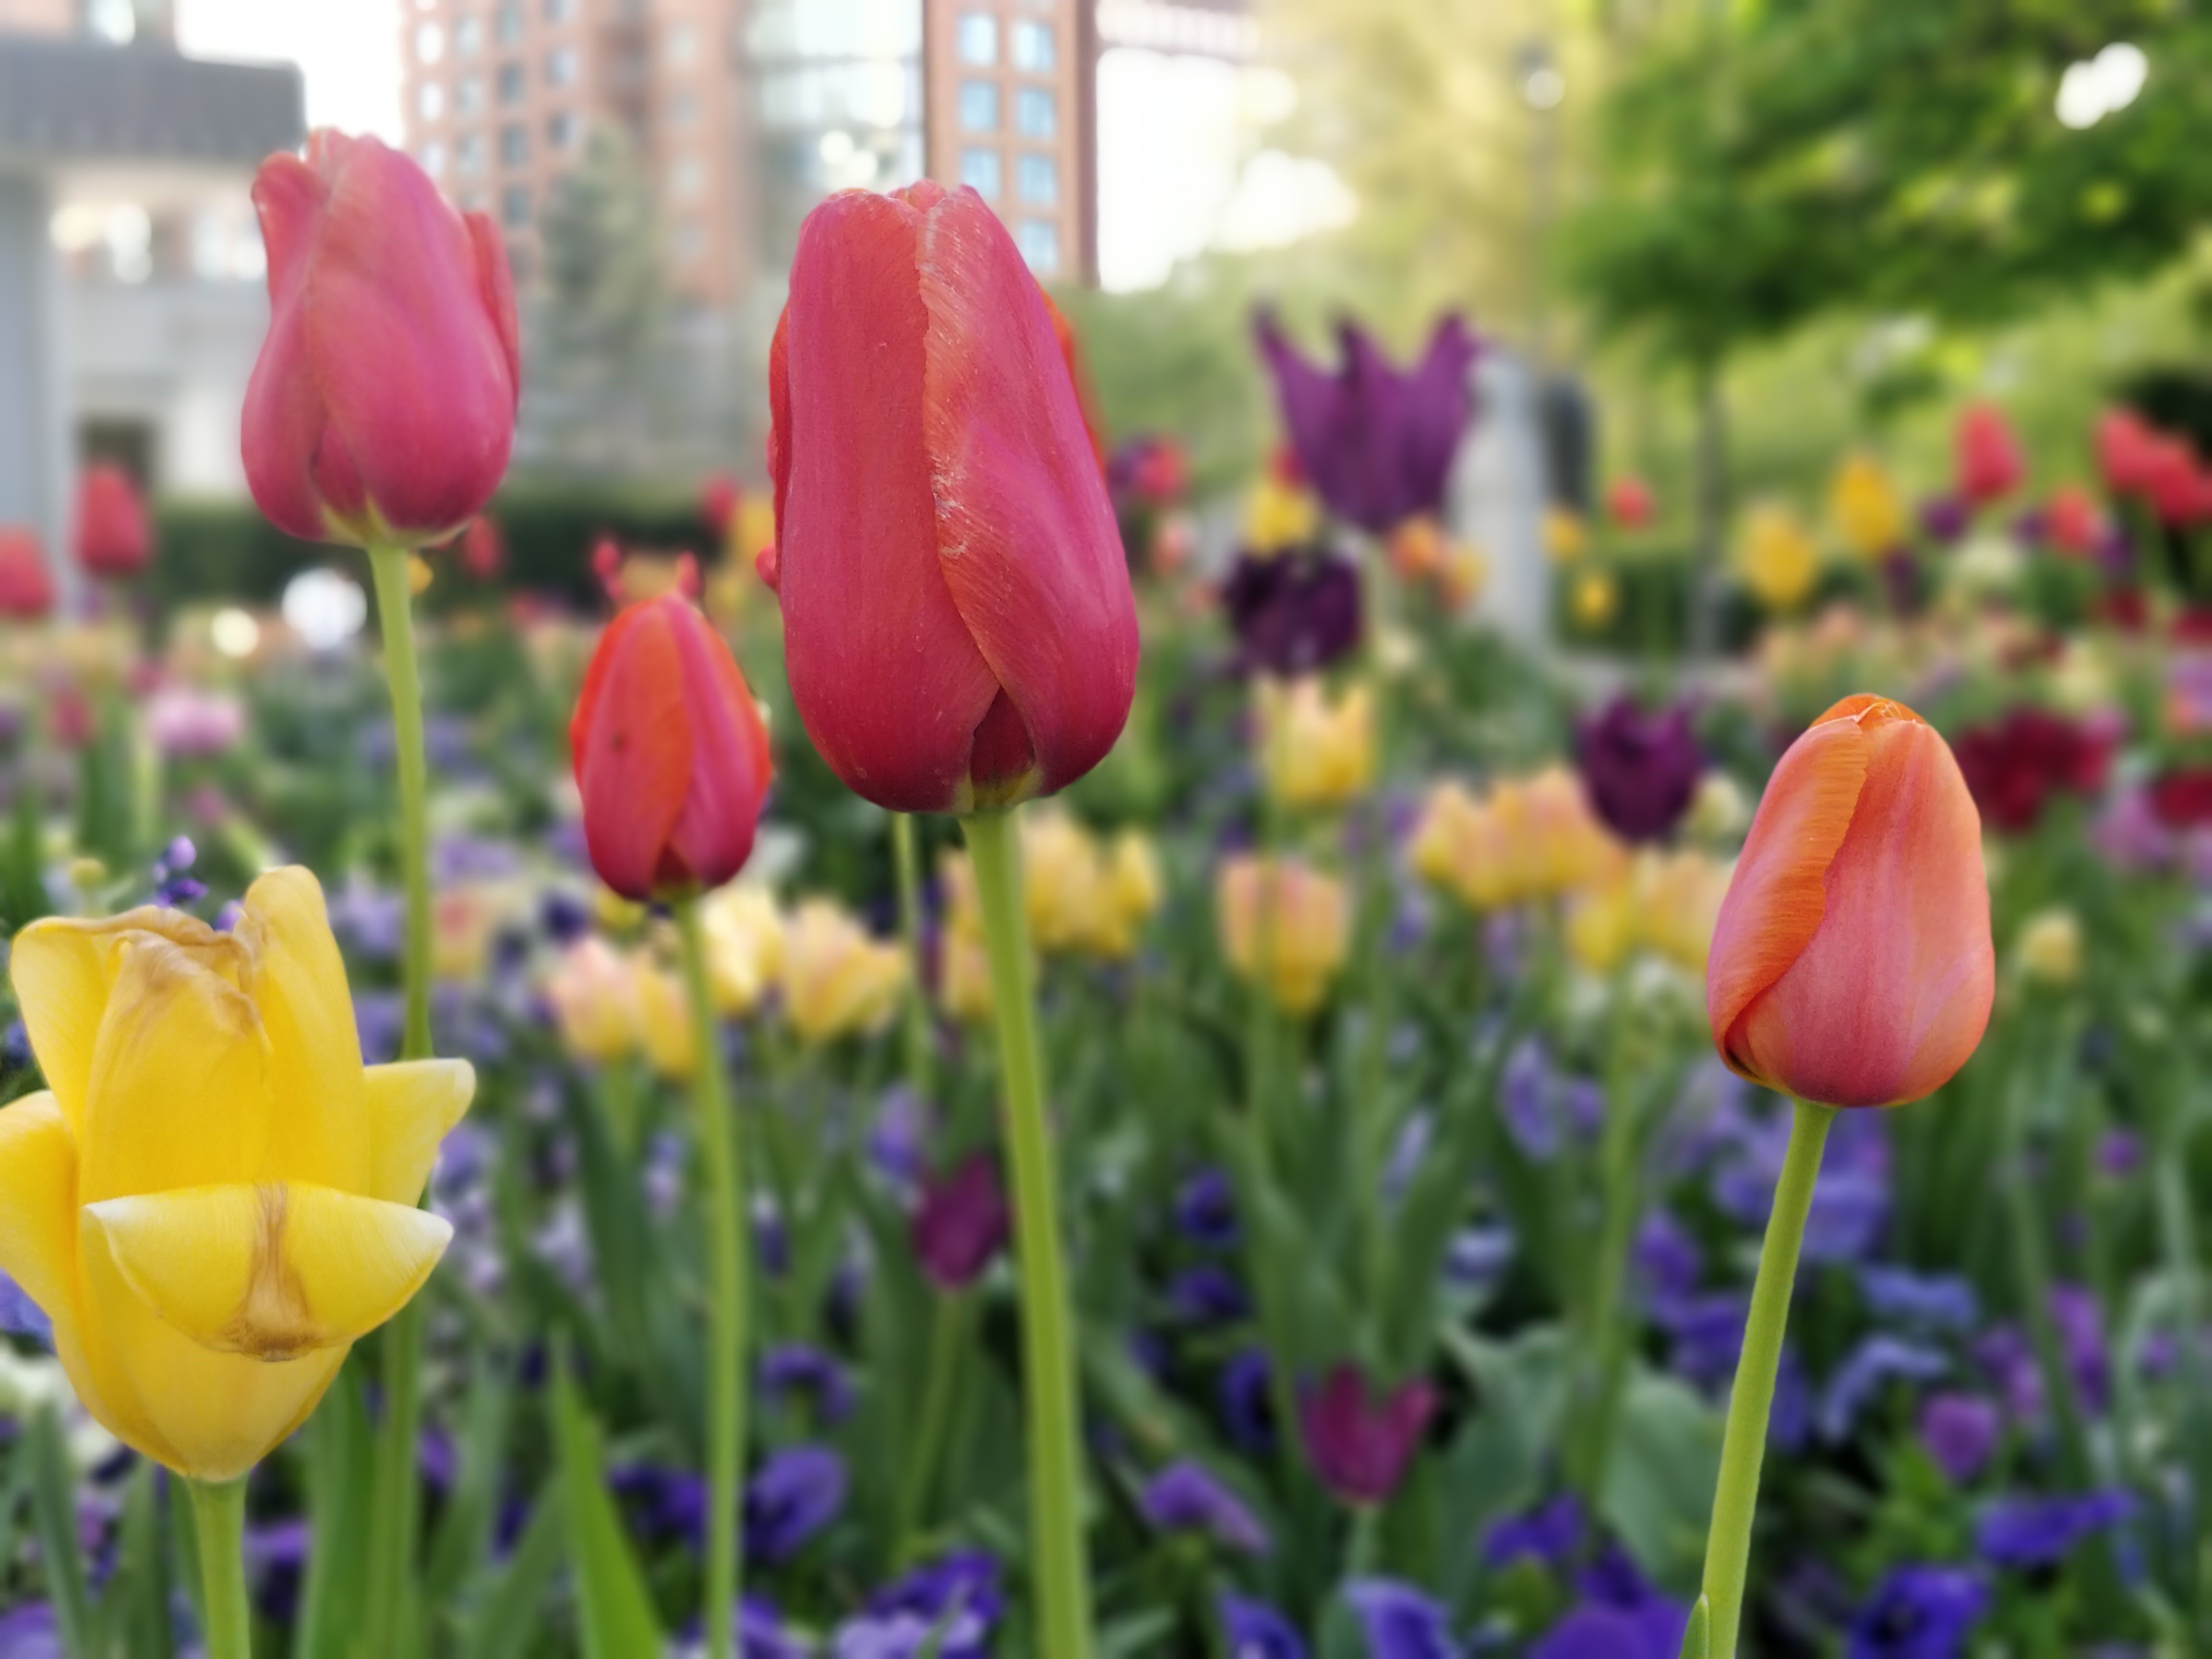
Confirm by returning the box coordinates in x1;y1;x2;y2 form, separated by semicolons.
0;168;74;614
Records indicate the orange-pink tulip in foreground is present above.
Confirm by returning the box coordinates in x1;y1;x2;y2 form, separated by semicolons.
1707;695;1993;1108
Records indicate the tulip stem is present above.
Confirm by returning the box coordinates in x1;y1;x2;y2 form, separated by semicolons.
186;1478;252;1659
1690;1096;1833;1659
362;543;435;1659
890;811;935;1104
674;895;750;1659
963;807;1094;1659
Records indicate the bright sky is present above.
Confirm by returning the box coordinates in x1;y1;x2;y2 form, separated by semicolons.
174;0;405;143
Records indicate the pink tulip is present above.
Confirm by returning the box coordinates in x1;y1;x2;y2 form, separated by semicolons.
242;131;519;548
73;463;152;578
1955;404;2024;506
0;527;54;620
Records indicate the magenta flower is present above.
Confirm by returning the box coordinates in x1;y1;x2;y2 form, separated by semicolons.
1298;1363;1436;1506
911;1152;1010;1290
1575;695;1704;844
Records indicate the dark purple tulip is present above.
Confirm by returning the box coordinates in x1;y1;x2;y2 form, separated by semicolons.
1138;1461;1270;1555
1217;1591;1307;1659
742;1445;847;1565
1847;1564;1986;1657
1918;1393;2001;1484
1255;311;1479;533
1343;1580;1456;1658
1220;547;1363;677
1298;1364;1436;1506
1575;695;1703;844
1919;493;1970;544
911;1153;1010;1290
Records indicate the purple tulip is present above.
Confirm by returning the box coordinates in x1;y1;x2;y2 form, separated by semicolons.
1846;1563;1986;1658
1220;548;1364;677
1918;1393;2001;1484
1138;1461;1269;1555
911;1153;1010;1290
1255;312;1479;533
1920;494;1970;544
1298;1364;1436;1506
1574;696;1704;844
742;1445;847;1565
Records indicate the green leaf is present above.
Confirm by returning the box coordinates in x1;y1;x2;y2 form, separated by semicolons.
1678;1596;1711;1659
294;1363;374;1659
1601;1370;1726;1593
552;1355;665;1658
112;1461;174;1659
459;1480;566;1659
425;1365;515;1606
28;1404;93;1654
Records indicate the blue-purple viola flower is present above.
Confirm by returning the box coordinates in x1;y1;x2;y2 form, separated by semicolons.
744;1444;848;1566
1846;1564;1987;1659
1138;1460;1269;1555
1218;1590;1308;1659
1343;1578;1459;1659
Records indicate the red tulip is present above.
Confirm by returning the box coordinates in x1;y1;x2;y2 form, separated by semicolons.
769;181;1138;815
457;515;505;581
243;131;519;549
1955;404;2024;506
1707;695;1993;1109
569;593;771;902
2145;437;2210;528
699;471;740;536
1606;475;1655;530
2096;408;2159;495
73;464;151;578
0;527;54;620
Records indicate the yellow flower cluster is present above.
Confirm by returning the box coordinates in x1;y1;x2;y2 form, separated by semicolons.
1563;848;1734;977
1408;767;1626;911
1256;676;1375;811
1215;853;1351;1015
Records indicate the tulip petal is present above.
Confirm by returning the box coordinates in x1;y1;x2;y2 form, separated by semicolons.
76;932;271;1206
664;608;769;890
85;1181;451;1360
571;603;694;901
1729;715;1994;1107
234;868;369;1191
915;188;1139;803
780;188;1002;812
0;1093;80;1342
1706;711;1870;1081
362;1058;475;1206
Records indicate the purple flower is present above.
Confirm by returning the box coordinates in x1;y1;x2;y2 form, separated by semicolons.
2050;1283;2111;1414
1657;1292;1749;1392
1918;1393;2001;1484
0;1601;61;1659
1175;1167;1239;1248
1168;1264;1251;1325
245;1518;311;1623
1138;1460;1269;1555
1220;1348;1277;1454
1770;1346;1812;1453
1501;1037;1563;1161
1299;1364;1436;1506
838;1551;1001;1659
1343;1578;1458;1658
867;1087;928;1187
1445;1224;1513;1289
1846;1565;1986;1659
1575;697;1704;844
353;990;405;1066
1920;495;1970;544
2097;1129;2143;1178
1255;312;1478;533
743;1445;847;1565
0;1270;51;1347
1976;1491;2129;1570
1218;1590;1308;1659
1529;1607;1663;1659
1483;1494;1583;1570
1858;1266;1978;1334
1220;548;1364;676
760;1345;855;1426
911;1153;1009;1290
1818;1336;1949;1443
610;1463;709;1544
1634;1211;1702;1310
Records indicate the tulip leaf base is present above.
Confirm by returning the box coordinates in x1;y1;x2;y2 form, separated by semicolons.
962;807;1095;1659
1690;1096;1834;1658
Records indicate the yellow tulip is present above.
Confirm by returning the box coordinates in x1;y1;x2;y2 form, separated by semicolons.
1524;765;1626;894
1409;770;1624;911
542;936;639;1063
700;883;786;1016
1740;505;1820;611
593;886;646;934
432;885;517;984
2016;908;2082;986
1245;474;1319;555
1022;809;1110;954
1543;507;1589;564
1217;854;1351;1016
1257;676;1375;812
1635;848;1731;977
1093;831;1164;960
1571;570;1619;631
632;952;697;1082
406;553;434;596
0;868;470;1481
1439;542;1489;611
938;924;996;1025
1829;453;1908;561
1565;872;1638;974
781;900;906;1044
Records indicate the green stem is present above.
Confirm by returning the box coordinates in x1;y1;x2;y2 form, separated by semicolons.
963;807;1094;1659
890;812;935;1105
187;1479;252;1659
893;1290;971;1567
361;543;434;1659
1693;1097;1833;1659
676;896;749;1659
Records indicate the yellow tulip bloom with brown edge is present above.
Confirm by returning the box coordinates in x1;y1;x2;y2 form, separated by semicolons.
0;867;471;1482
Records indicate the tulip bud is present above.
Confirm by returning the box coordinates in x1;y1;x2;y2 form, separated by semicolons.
780;900;906;1044
769;181;1138;815
912;1152;1010;1290
633;952;697;1082
1217;854;1351;1016
542;936;640;1063
1298;1364;1435;1507
699;883;786;1016
243;131;519;549
73;464;152;578
1955;403;2024;506
1707;696;1994;1108
0;526;55;621
570;592;772;903
1256;677;1375;811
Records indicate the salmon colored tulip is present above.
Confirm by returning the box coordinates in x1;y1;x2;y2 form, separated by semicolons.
1217;854;1351;1016
0;526;54;620
768;180;1138;816
243;131;519;549
74;464;152;578
1707;696;1993;1108
0;868;470;1480
570;592;772;903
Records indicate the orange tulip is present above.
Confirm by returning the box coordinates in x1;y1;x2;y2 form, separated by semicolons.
1707;695;1993;1108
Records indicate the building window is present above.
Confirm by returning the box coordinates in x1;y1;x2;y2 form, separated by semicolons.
667;90;700;130
548;110;578;148
669;156;705;200
457;75;484;115
1016;153;1056;205
547;46;578;85
421;140;448;178
495;1;524;45
414;21;445;62
501;184;531;228
959;80;999;132
1015;87;1056;138
960;147;1002;200
956;13;997;65
665;24;697;64
1016;218;1059;273
1011;20;1053;72
498;62;525;103
417;81;445;120
500;123;528;167
453;14;481;55
458;132;486;175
